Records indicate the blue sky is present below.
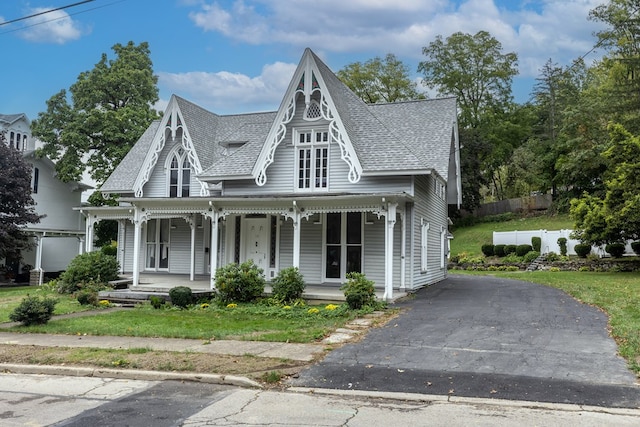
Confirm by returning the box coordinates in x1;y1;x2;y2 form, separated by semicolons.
1;0;607;120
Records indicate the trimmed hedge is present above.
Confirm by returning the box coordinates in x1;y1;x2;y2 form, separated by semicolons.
516;244;533;257
574;243;592;258
481;244;495;257
632;241;640;255
531;237;541;252
605;243;626;258
504;245;517;255
494;244;506;257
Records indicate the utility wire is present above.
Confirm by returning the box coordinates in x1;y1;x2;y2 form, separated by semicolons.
0;0;95;26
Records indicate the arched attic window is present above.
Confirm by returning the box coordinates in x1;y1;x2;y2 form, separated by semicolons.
167;147;190;197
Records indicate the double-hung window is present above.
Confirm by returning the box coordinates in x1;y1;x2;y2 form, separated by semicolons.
296;129;328;191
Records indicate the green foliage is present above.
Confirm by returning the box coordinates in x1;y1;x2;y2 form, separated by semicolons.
76;290;99;306
0;134;41;262
605;243;626;258
481;244;495;257
632;241;640;255
100;243;117;257
574;243;592;258
271;267;306;303
557;238;568;256
149;295;166;309
32;41;160;184
337;53;423;103
9;295;57;326
523;251;540;263
169;286;194;309
516;244;533;256
494;244;506;257
545;252;561;262
58;252;120;294
502;253;523;263
341;272;376;310
504;245;517;255
531;237;542;252
215;260;266;304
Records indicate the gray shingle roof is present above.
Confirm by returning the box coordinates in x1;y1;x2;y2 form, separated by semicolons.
101;120;161;193
0;113;28;126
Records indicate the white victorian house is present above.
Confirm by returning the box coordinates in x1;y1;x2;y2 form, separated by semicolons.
0;113;89;284
85;49;461;300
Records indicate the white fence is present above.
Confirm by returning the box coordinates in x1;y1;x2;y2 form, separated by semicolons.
492;229;632;257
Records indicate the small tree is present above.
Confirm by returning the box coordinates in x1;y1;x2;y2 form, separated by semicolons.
0;132;42;266
58;251;120;294
557;237;568;256
271;267;306;302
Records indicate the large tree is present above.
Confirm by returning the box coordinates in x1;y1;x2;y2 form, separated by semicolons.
0;132;41;266
337;53;423;103
32;41;160;184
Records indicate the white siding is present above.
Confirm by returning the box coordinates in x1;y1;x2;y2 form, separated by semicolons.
362;215;385;286
278;219;294;269
298;218;323;283
142;140;201;198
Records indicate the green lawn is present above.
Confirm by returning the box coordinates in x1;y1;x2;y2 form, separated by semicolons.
450;213;574;257
458;270;640;374
0;286;92;323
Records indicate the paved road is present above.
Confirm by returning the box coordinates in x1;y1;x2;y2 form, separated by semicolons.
291;274;640;408
2;373;640;426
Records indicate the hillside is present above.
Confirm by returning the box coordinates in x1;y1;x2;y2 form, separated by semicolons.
449;214;574;257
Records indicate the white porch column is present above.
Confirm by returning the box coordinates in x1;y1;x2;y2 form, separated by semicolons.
209;211;219;290
384;203;397;301
85;216;94;252
132;209;143;287
400;208;406;291
77;237;84;255
292;211;301;268
118;220;125;274
189;216;196;282
34;234;43;270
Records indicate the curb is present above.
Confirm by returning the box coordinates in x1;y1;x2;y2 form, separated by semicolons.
0;363;263;389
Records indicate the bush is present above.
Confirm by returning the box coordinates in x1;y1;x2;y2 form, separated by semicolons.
523;251;540;263
605;243;626;258
631;241;640;255
76;290;98;306
574;243;592;258
341;272;376;309
545;252;560;262
504;245;517;255
481;244;495;257
169;286;194;308
215;260;266;304
516;244;533;257
502;253;523;263
531;237;541;252
494;244;506;257
557;238;568;256
9;295;57;326
149;295;166;309
58;252;120;294
271;267;306;302
100;243;117;256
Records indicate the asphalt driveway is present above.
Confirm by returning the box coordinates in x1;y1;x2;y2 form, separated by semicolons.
291;274;640;407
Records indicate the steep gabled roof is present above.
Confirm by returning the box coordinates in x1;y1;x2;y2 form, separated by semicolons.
0;113;29;126
173;96;222;169
101;120;161;193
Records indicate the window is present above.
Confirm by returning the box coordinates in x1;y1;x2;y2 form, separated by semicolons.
146;219;170;270
325;212;362;280
168;148;190;197
296;129;328;191
32;167;39;194
421;219;429;272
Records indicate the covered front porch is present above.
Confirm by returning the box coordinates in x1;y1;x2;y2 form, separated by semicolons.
100;273;408;304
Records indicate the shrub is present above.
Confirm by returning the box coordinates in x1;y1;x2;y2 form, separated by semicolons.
631;241;640;255
149;295;166;309
531;237;541;252
481;244;495;257
523;251;540;263
169;286;194;308
502;253;523;263
494;244;506;257
100;243;117;257
9;295;57;326
516;244;533;257
215;260;266;304
58;252;120;294
341;272;376;309
271;267;306;302
557;238;568;256
605;243;626;258
574;243;592;258
504;245;517;255
76;290;99;306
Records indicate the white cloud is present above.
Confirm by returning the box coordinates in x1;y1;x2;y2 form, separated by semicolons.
158;61;297;114
187;0;606;78
17;8;84;44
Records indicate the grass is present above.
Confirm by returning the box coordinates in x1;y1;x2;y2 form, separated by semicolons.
4;296;367;343
450;213;574;256
458;269;640;374
0;286;94;323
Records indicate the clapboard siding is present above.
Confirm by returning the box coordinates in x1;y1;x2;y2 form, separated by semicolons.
363;215;385;286
143;140;203;198
298;218;323;283
278;219;294;269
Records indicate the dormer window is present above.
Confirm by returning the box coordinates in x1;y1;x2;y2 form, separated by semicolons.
295;128;329;191
168;147;190;197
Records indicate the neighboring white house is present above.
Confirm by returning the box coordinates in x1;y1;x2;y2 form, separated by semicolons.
0;113;89;284
81;48;461;300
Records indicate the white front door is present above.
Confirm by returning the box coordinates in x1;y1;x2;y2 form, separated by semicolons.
243;217;269;269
